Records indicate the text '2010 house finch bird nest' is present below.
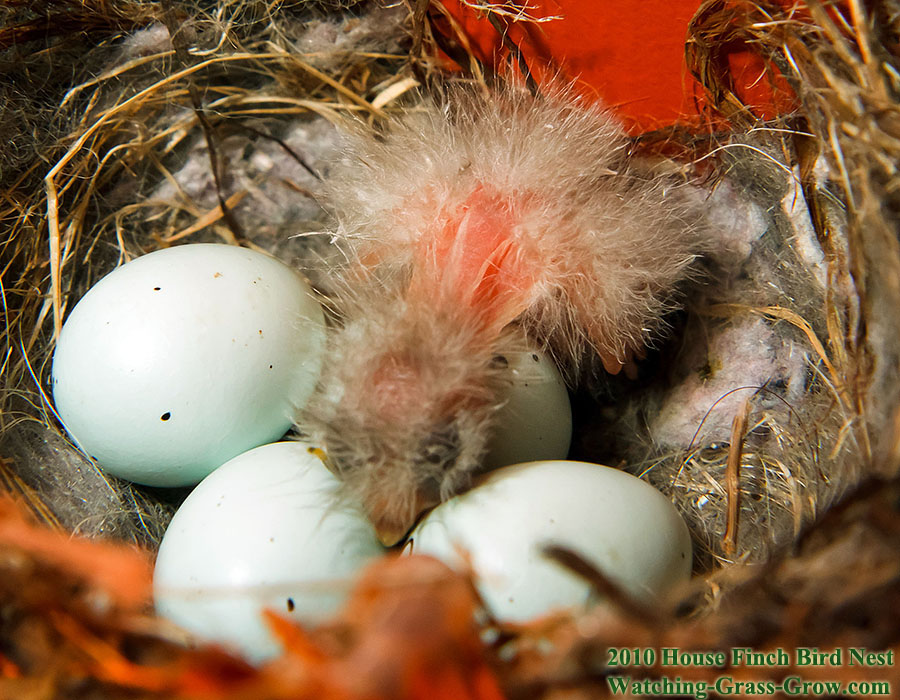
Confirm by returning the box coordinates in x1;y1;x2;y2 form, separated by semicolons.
2;0;900;698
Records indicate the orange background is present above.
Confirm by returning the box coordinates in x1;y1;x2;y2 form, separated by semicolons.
435;0;799;133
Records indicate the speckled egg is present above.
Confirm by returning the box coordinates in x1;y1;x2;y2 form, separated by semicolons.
409;460;692;621
52;244;324;486
153;441;384;663
484;347;572;469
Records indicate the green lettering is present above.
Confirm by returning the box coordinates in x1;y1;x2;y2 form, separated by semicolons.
606;675;631;695
783;676;802;695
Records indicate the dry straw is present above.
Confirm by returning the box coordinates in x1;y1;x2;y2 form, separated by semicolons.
1;0;413;542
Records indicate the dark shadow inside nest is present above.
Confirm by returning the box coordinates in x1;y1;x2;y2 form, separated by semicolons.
569;308;692;466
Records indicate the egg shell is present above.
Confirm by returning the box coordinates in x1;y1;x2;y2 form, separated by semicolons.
153;441;384;663
52;244;325;486
485;348;572;470
409;460;692;621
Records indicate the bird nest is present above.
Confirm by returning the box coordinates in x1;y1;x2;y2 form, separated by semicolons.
1;0;900;697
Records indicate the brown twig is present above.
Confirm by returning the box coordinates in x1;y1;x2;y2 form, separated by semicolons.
542;545;664;626
161;0;245;242
723;398;752;555
486;12;539;96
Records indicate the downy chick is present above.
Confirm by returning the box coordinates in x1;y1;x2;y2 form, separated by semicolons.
299;86;707;544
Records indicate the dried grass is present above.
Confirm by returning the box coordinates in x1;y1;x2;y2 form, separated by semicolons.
640;0;900;569
1;0;418;540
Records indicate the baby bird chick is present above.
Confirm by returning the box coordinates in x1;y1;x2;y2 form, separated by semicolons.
300;86;706;544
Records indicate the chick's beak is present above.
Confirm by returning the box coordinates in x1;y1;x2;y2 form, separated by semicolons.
373;519;413;547
369;488;437;547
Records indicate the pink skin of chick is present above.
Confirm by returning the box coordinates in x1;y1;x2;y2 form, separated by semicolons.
299;86;707;545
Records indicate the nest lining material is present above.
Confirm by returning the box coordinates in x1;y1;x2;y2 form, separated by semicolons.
2;0;413;544
1;0;899;696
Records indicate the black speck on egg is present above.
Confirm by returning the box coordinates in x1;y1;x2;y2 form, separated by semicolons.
160;412;171;421
286;598;295;612
490;355;509;369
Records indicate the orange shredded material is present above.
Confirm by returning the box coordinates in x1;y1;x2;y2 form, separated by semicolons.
0;497;152;609
0;653;21;680
51;611;173;692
